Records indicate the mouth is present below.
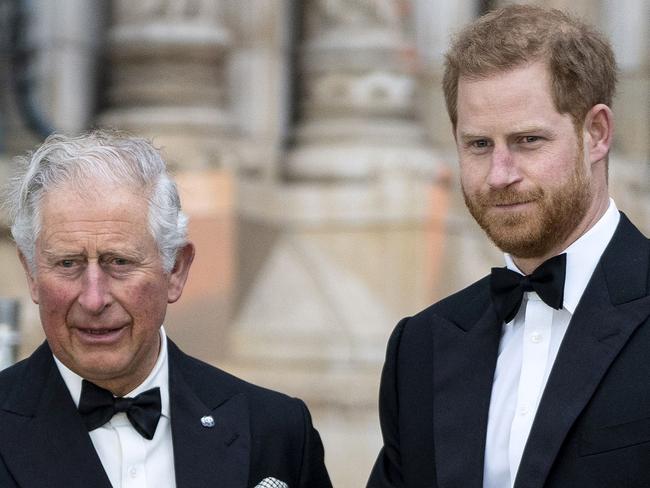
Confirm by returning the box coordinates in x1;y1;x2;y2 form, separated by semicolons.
75;326;128;344
492;200;535;210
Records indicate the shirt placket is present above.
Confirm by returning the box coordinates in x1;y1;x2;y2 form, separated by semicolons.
508;293;553;485
113;413;148;488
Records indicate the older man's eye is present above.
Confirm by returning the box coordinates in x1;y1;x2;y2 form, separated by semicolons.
59;259;76;268
102;256;132;267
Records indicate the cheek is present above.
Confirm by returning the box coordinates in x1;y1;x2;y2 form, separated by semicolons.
37;282;76;319
119;280;168;320
460;165;482;193
38;287;77;345
536;145;579;175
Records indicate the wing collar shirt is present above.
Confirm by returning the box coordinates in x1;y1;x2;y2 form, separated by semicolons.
483;199;620;488
54;326;176;488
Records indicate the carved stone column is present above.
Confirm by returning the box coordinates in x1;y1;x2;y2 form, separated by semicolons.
226;2;449;485
286;0;436;180
99;0;234;170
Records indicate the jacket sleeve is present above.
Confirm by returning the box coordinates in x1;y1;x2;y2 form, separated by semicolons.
367;318;408;488
297;398;333;488
0;454;18;488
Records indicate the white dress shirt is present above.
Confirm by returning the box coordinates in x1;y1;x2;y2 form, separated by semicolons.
54;327;176;488
483;199;620;488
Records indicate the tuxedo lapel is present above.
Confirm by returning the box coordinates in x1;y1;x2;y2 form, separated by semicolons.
0;343;111;488
433;303;501;488
515;214;650;488
168;342;250;488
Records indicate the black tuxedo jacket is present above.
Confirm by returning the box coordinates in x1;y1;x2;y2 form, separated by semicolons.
368;213;650;488
0;339;332;488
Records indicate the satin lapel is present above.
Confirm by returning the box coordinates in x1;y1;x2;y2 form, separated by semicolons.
169;347;250;488
1;344;111;488
433;306;501;488
515;215;650;488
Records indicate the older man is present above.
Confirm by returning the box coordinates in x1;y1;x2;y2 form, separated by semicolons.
369;5;650;488
0;130;332;488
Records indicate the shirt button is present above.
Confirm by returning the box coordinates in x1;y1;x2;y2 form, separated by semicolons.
531;331;543;343
129;467;138;478
518;404;529;416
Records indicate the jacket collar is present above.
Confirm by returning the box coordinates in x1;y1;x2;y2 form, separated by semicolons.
167;341;251;488
0;340;252;488
514;213;650;488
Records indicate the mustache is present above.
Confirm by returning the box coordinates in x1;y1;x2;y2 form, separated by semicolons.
470;187;544;206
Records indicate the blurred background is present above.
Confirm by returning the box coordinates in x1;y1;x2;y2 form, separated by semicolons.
0;0;647;485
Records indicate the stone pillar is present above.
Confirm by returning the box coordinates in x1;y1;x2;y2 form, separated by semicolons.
285;0;437;181
603;0;650;233
35;0;105;133
225;1;449;486
1;0;103;153
227;0;293;180
99;0;234;170
414;0;476;152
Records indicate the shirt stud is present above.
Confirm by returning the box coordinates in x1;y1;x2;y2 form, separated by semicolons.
201;415;215;428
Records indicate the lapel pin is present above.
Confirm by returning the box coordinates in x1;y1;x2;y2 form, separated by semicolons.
200;415;215;428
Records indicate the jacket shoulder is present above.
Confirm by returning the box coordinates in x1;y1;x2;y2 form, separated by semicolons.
0;342;51;409
0;358;28;404
401;275;492;336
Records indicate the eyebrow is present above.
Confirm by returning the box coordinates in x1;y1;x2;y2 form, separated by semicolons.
40;249;85;263
458;126;555;142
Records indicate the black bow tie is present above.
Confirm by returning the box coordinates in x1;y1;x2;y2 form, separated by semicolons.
490;253;567;324
78;380;162;440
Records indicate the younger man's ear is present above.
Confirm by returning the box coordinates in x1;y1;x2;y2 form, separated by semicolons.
584;103;614;165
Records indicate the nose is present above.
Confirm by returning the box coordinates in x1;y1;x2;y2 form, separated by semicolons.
77;263;112;314
486;145;521;189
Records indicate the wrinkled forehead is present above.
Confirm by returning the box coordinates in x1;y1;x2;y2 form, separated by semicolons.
35;183;154;252
34;182;151;244
40;174;151;205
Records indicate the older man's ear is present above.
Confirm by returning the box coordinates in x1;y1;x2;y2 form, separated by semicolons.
167;242;195;304
17;250;39;305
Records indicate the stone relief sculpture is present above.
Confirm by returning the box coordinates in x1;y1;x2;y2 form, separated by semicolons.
308;0;402;35
114;0;224;24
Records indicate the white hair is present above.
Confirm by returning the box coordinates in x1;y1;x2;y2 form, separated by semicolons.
5;130;188;273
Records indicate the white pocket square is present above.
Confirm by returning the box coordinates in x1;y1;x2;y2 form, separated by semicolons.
254;477;288;488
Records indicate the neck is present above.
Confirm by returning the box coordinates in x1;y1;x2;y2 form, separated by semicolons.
88;335;161;397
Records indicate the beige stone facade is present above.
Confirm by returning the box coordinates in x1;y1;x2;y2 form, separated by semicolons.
0;1;647;486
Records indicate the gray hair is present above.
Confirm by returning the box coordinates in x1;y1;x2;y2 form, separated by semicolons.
5;130;189;273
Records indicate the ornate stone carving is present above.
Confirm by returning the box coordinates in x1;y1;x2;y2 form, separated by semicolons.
307;0;402;33
288;0;434;180
100;0;234;169
114;0;225;24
